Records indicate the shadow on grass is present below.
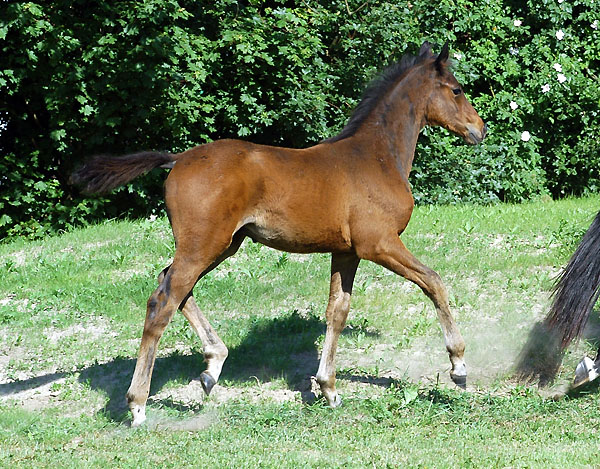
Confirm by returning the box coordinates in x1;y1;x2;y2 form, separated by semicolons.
337;370;464;407
337;371;396;388
513;321;564;386
1;310;383;422
566;377;600;399
513;310;600;392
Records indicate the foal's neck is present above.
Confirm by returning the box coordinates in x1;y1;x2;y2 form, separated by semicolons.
364;73;429;178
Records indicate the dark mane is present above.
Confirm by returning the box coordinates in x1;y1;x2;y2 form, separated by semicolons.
323;53;429;143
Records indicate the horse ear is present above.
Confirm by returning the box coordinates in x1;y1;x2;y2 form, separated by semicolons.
434;42;450;72
419;41;432;58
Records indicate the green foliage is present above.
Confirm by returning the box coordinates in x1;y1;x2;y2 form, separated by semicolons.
411;0;600;204
1;0;599;239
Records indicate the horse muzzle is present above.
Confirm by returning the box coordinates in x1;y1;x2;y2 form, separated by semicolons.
466;122;487;145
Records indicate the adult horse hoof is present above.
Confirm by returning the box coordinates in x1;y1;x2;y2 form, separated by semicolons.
573;356;600;389
200;371;216;396
451;373;467;389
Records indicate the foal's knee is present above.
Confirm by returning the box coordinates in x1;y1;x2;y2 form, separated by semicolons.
424;267;443;288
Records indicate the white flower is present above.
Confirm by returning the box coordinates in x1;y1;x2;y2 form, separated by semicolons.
521;131;531;142
514;19;522;27
509;47;519;56
557;73;567;83
553;63;562;72
453;52;462;60
558;0;564;3
556;30;565;40
541;84;551;93
510;101;519;110
148;214;157;222
592;20;598;29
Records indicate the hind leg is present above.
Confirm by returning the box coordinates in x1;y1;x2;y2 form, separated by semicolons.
126;255;208;426
181;296;228;395
159;233;245;396
126;233;241;426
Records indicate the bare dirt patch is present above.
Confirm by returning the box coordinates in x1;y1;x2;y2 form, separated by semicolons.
44;319;116;345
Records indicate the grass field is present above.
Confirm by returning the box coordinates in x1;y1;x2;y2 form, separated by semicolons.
2;196;600;467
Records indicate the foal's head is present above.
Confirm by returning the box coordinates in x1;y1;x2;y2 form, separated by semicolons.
419;42;487;145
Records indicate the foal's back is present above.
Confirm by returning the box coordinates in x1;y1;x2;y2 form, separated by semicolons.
165;139;365;253
165;137;413;254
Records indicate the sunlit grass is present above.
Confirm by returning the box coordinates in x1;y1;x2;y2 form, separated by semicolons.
1;196;599;467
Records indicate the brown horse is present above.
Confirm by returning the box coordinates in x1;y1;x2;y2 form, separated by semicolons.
72;42;486;426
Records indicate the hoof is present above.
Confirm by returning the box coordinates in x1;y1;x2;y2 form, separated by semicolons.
573;357;599;389
326;393;342;408
451;373;467;389
130;404;146;427
200;371;216;396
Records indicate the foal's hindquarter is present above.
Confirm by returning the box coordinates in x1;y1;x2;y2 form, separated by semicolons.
125;46;483;426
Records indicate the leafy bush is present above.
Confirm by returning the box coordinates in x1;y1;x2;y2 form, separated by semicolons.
1;0;599;239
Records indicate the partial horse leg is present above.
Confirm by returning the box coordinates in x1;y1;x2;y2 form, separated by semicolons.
180;296;227;396
365;237;467;387
315;253;360;407
159;233;245;396
573;345;600;388
126;258;202;426
126;234;241;426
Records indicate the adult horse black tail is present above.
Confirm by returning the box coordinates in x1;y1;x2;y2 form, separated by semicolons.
515;210;600;385
547;210;600;350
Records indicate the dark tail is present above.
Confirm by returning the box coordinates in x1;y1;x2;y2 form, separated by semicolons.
71;151;175;194
546;210;600;349
515;210;600;384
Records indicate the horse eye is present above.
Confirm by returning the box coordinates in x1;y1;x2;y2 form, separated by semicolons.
452;88;462;96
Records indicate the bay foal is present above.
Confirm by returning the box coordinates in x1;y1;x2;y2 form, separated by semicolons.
73;42;486;426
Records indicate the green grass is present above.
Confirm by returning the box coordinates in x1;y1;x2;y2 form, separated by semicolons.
1;196;600;467
2;386;600;467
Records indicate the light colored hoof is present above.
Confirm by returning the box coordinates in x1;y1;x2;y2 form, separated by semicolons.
130;404;147;427
324;392;342;408
573;357;599;389
330;394;342;408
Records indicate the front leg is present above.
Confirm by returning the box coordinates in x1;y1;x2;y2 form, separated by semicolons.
315;253;360;407
361;236;467;388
